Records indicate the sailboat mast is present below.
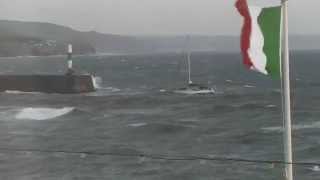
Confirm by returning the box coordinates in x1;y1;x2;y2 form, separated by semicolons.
187;50;192;84
186;35;192;85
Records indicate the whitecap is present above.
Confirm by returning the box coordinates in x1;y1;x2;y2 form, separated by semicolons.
262;122;320;132
310;166;320;172
109;87;121;92
128;123;147;127
15;107;74;120
101;87;121;92
92;76;103;89
266;104;277;108
4;90;42;95
243;85;256;88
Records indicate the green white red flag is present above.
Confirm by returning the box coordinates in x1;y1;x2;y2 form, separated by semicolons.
235;0;282;78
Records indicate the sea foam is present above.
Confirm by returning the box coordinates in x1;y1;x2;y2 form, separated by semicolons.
4;90;42;95
15;107;74;120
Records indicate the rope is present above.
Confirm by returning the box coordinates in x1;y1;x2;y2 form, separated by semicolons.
0;147;319;167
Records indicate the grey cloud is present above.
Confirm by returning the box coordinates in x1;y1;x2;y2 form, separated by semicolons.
0;0;318;35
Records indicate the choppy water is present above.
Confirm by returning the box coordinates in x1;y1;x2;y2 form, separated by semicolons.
0;51;320;179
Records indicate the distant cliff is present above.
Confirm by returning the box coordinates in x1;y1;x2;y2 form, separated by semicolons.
0;20;95;57
83;32;239;54
0;20;319;57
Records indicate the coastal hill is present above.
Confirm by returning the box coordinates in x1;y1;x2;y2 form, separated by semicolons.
0;20;319;57
0;20;95;57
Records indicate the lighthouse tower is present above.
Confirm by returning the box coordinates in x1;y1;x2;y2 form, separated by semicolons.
66;44;75;75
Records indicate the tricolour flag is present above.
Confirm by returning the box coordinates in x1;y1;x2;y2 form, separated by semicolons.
236;0;282;78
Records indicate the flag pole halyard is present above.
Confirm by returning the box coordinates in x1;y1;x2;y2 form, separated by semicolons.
281;0;293;180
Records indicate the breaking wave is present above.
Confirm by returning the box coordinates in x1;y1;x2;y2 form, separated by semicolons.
128;123;148;127
15;107;74;120
4;90;42;95
102;87;121;92
262;121;320;132
243;85;256;88
309;166;320;172
92;76;103;89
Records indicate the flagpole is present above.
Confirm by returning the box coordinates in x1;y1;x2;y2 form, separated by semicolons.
281;0;293;180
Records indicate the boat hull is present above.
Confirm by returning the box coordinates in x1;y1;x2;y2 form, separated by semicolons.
0;75;96;94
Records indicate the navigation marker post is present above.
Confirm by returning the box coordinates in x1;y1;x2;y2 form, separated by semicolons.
68;44;73;70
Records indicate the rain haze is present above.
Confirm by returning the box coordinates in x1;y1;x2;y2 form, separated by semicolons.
0;0;318;35
1;1;320;180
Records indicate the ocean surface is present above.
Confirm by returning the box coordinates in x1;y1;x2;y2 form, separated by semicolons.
0;51;320;180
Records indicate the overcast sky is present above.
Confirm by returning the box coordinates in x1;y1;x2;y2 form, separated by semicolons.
0;0;318;35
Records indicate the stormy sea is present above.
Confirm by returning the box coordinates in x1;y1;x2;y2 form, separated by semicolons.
0;51;319;180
